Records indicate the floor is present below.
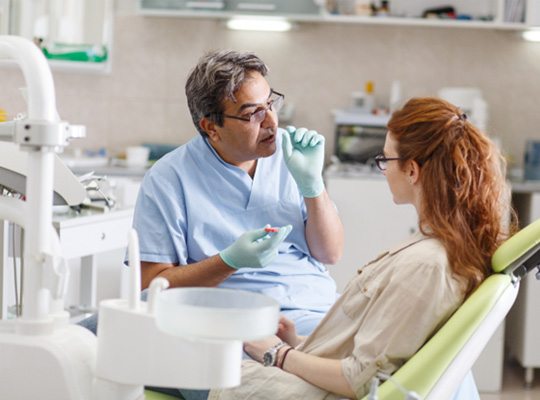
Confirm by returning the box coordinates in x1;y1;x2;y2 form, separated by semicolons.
480;362;538;400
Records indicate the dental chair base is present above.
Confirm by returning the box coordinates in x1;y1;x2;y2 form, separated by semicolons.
0;321;96;400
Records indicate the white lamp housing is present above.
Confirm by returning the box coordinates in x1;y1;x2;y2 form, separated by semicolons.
226;17;292;32
522;29;540;42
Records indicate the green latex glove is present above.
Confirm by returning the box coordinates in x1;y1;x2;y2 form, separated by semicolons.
281;126;325;198
220;225;293;270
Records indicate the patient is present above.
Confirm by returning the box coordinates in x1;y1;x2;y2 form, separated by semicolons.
176;97;515;400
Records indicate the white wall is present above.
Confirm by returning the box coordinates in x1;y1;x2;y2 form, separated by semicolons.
1;1;539;167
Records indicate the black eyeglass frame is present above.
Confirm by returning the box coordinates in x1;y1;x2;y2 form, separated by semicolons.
374;153;402;171
220;89;285;123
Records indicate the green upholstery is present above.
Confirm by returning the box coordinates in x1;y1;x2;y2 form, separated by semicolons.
144;390;184;400
492;218;540;273
360;274;513;400
360;218;540;399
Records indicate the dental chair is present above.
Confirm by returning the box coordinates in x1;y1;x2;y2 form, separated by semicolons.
145;391;182;400
144;218;540;400
361;218;540;399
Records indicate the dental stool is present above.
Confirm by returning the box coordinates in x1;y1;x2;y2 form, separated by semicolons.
362;218;540;399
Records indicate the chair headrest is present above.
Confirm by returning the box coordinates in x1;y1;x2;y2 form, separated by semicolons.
492;218;540;277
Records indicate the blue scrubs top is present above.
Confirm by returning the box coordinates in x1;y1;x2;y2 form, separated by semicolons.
133;129;337;313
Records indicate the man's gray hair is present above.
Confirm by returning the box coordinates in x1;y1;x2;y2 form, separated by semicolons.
185;50;269;136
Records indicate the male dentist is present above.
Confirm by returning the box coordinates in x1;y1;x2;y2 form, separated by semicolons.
134;50;344;336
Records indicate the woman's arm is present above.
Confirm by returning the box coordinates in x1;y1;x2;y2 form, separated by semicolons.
244;337;355;399
278;348;356;399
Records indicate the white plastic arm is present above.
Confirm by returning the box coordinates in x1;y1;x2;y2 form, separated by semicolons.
0;36;58;122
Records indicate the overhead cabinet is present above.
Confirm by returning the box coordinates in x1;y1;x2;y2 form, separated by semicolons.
138;0;540;29
139;0;321;16
228;0;320;15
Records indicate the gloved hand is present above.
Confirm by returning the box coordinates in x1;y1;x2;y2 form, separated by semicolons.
281;126;325;198
220;225;292;269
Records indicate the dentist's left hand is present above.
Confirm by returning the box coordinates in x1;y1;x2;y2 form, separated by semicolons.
219;225;292;269
281;126;325;198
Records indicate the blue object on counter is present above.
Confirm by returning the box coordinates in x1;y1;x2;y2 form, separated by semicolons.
524;140;540;180
142;143;178;161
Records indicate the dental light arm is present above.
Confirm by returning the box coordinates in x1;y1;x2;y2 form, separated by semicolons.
0;35;83;322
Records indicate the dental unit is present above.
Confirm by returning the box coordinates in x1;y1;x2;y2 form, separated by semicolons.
0;35;279;400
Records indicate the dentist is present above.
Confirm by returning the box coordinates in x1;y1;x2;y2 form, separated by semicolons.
133;50;344;336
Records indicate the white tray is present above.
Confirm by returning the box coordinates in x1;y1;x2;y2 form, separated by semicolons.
155;288;280;341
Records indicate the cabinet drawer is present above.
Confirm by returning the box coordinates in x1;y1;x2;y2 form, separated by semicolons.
57;217;132;259
140;0;225;11
227;0;320;15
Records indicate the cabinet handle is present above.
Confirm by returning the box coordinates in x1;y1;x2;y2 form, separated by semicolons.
186;2;225;10
100;232;106;240
236;3;276;11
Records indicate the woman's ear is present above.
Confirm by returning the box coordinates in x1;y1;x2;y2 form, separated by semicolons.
200;118;220;142
408;159;421;185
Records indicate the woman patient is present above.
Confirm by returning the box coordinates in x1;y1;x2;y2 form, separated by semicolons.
186;97;514;400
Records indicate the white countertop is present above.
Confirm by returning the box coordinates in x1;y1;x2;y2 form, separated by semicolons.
70;164;149;177
325;164;540;193
510;180;540;193
324;163;385;180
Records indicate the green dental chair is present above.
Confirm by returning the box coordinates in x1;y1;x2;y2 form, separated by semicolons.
359;218;540;399
145;391;183;400
145;218;540;400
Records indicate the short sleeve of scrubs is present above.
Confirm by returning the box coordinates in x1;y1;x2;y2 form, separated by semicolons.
133;159;188;265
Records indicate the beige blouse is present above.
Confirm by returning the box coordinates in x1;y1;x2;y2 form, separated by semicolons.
209;232;465;400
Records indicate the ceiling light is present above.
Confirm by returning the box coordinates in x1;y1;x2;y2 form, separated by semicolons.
226;17;292;32
522;29;540;42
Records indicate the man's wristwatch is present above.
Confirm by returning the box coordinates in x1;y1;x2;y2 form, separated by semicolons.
262;341;286;367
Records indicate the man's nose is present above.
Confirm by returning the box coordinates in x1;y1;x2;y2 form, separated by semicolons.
261;108;278;128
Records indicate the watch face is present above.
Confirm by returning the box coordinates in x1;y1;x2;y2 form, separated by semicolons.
263;351;273;367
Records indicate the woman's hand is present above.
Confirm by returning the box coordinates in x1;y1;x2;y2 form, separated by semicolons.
277;316;302;347
244;336;282;363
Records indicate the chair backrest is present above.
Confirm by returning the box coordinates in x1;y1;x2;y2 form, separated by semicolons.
361;218;540;400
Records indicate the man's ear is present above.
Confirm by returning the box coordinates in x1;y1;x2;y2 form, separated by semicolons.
408;159;421;185
200;117;220;142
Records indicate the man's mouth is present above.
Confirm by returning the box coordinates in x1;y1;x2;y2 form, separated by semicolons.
260;133;275;143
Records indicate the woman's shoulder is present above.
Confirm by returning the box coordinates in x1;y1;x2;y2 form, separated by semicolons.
389;233;448;269
393;235;465;299
388;234;459;285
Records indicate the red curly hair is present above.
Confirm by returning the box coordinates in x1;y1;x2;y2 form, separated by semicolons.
388;97;516;296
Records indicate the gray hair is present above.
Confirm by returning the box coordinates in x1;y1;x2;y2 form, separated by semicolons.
185;50;269;136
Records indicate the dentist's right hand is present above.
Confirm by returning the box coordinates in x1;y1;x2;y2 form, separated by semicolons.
281;126;325;198
220;225;292;269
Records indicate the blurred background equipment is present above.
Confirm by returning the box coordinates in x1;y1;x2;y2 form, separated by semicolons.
438;87;489;132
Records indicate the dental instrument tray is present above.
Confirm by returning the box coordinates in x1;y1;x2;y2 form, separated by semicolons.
155;287;279;340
